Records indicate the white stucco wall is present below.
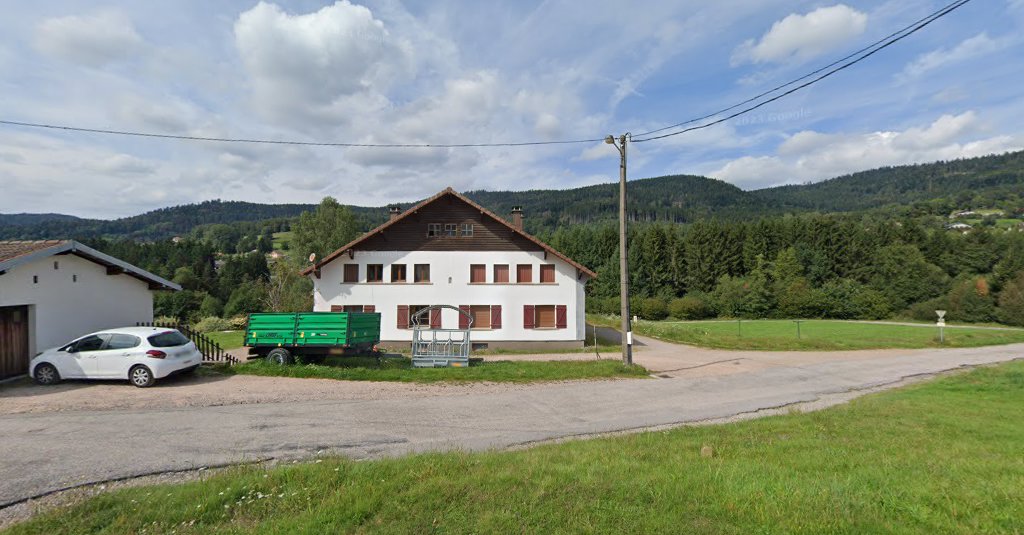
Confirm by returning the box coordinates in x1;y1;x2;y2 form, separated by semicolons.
311;250;588;342
0;254;155;355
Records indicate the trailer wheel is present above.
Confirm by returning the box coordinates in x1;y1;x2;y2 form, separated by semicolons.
266;348;293;365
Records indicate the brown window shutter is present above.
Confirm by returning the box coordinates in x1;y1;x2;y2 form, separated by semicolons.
330;305;343;312
458;306;470;329
430;308;442;329
363;305;375;313
556;305;567;329
396;305;409;328
491;305;502;329
523;305;534;329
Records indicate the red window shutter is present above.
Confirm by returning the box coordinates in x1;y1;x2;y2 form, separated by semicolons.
330;305;343;312
363;305;375;313
523;305;535;329
430;308;442;329
459;306;470;329
396;305;409;329
491;305;502;329
556;305;567;329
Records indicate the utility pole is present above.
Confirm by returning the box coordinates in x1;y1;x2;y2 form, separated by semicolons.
605;133;632;365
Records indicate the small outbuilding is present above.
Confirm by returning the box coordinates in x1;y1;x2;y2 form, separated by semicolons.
0;240;179;379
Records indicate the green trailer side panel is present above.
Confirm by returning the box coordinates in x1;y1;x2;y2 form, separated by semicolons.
245;313;299;346
295;312;350;347
245;312;381;348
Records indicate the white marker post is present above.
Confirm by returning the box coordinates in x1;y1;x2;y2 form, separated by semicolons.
936;310;946;344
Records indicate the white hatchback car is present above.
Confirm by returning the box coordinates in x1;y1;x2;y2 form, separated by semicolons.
30;327;203;388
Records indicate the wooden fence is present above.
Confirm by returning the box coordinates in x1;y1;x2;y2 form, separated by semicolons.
136;322;238;365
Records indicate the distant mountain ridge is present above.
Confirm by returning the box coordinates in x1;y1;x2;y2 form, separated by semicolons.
2;150;1022;240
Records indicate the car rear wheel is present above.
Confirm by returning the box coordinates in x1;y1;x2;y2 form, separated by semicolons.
129;365;155;388
266;348;292;365
33;363;60;385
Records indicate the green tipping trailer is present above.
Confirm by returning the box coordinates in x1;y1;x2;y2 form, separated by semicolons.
244;312;381;364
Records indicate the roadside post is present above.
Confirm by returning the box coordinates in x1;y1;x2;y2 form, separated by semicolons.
936;310;946;344
793;319;804;340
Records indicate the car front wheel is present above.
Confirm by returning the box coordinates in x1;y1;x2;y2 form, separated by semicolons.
33;363;60;385
129;365;156;388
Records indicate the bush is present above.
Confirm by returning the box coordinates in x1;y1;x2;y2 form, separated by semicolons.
194;316;232;333
637;297;669;320
224;283;266;317
669;294;715;320
818;279;891;320
905;296;949;322
153;315;180;326
228;315;250;330
198;294;224;318
946;277;997;323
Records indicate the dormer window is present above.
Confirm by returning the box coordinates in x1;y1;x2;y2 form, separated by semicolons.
427;223;441;237
461;223;474;237
444;223;457;237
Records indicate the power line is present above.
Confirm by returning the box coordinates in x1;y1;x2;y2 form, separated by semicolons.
0;0;971;149
632;0;972;139
0;119;604;148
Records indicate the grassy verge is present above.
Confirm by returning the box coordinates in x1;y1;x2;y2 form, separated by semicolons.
589;315;1024;350
12;361;1024;534
203;330;244;350
226;356;648;384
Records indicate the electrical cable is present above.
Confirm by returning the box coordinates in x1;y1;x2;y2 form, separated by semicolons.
632;0;972;142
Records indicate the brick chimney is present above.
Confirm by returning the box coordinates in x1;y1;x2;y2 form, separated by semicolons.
511;206;523;230
388;205;402;221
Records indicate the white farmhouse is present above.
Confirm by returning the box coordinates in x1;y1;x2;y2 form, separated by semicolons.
0;240;179;379
303;188;597;350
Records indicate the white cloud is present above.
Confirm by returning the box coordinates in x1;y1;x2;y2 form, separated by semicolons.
902;33;1012;78
712;112;1022;189
33;10;143;67
732;4;867;65
234;1;414;127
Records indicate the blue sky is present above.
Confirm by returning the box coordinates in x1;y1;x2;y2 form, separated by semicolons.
0;0;1021;218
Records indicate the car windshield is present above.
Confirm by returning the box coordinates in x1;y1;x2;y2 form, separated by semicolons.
147;331;191;348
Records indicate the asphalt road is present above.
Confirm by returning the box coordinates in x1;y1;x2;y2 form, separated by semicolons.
1;340;1021;507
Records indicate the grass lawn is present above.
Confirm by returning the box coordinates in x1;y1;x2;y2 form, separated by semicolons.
225;356;647;384
589;316;1024;351
11;361;1024;534
203;330;244;350
271;231;293;251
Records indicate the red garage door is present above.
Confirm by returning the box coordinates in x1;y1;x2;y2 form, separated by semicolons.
0;306;29;379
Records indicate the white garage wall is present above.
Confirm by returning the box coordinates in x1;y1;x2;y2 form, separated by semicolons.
311;250;588;342
0;255;155;355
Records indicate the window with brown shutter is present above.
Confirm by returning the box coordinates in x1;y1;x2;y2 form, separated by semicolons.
330;305;343;312
516;264;532;284
540;264;555;283
470;264;486;283
430;308;442;329
391;264;407;283
556;305;567;329
493;264;509;283
523;305;534;329
363;305;375;313
534;305;556;328
470;305;491;329
409;305;429;327
367;264;383;283
459;306;470;329
396;305;409;328
343;264;359;283
343;305;363;312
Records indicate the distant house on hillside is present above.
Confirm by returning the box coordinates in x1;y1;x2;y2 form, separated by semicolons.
0;240;179;379
301;188;596;350
946;222;973;232
951;210;977;219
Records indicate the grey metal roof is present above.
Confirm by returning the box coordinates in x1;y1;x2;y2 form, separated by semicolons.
0;240;180;291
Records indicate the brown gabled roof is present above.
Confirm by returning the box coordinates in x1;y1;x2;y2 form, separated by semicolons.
302;187;598;278
0;240;67;263
0;240;180;290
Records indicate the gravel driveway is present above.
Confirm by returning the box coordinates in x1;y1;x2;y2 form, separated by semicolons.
1;335;1021;512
